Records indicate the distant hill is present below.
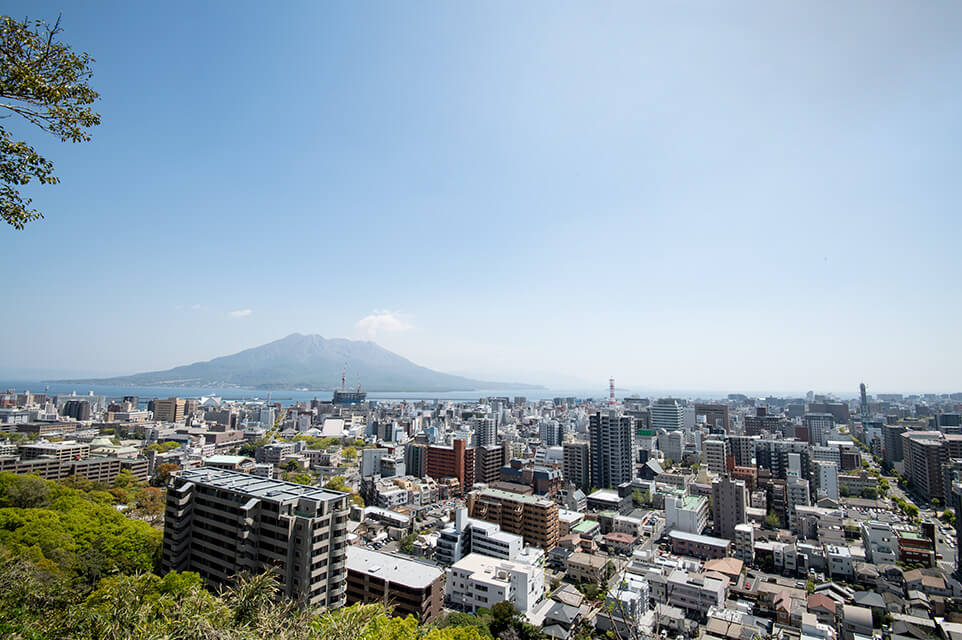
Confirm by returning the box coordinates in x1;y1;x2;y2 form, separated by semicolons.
64;333;542;392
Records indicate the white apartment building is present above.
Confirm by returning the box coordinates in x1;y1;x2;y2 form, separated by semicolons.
825;545;854;580
613;515;646;538
606;573;650;621
437;507;525;565
666;570;726;616
787;478;811;531
813;460;839;501
704;438;727;474
665;495;709;534
734;523;755;565
860;521;898;565
445;553;545;617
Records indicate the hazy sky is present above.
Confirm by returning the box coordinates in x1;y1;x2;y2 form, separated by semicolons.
2;2;961;394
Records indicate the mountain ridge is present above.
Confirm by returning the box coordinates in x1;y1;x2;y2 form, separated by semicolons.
60;333;543;392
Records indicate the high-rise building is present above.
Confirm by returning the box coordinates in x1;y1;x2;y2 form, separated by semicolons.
733;523;754;565
711;476;747;539
405;443;426;478
901;432;947;502
665;495;709;534
258;406;276;428
704;438;728;475
153;397;186;423
162;467;349;607
563;441;590;490
475;444;505;485
803;413;834;447
473;417;497;448
589;410;635;489
813;460;839;501
361;448;389;478
657;430;685;463
882;424;906;468
952;478;962;575
61;399;92;421
808;401;849;424
726;435;756;468
744;409;780;436
426;439;475;494
651;398;685;432
539;420;562;447
786;477;810;531
467;487;559;550
694;403;730;432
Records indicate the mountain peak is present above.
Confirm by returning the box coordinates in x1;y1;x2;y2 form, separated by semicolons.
66;335;542;393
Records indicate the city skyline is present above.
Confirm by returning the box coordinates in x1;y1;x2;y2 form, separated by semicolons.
2;2;961;392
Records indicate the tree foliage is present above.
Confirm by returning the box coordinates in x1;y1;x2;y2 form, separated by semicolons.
144;441;181;454
765;510;780;529
441;603;543;640
0;473;161;583
0;14;100;229
0;553;490;640
151;462;180;487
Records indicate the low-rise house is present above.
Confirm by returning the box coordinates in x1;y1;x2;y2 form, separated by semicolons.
851;591;885;623
903;569;951;597
665;569;726;618
602;532;636;555
839;605;873;640
652;603;694;636
566;551;611;584
807;593;837;627
669;529;730;560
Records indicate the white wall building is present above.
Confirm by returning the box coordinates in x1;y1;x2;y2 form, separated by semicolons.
665;495;709;534
734;523;755;565
666;570;726;616
445;553;545;617
860;521;898;565
814;460;839;501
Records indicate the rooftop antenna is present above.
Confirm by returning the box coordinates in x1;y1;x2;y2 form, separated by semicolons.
609;377;616;406
341;364;346;393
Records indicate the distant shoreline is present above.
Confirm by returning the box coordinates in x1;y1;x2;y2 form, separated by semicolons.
47;380;546;393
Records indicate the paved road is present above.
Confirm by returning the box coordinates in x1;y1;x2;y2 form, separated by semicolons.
859;449;957;573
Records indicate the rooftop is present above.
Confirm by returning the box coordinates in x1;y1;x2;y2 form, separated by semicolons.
669;530;730;547
586;489;621;501
204;455;251;465
174;467;346;503
478;487;553;506
450;552;537;582
346;546;442;588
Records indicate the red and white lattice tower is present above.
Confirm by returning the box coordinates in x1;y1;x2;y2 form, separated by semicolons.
609;377;616;405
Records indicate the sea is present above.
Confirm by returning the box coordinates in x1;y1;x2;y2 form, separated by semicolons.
0;380;610;406
0;380;836;407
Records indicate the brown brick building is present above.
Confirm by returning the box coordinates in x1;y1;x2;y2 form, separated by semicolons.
467;487;559;550
425;439;474;493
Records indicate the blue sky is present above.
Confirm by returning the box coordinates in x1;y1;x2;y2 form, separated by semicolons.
2;2;961;393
